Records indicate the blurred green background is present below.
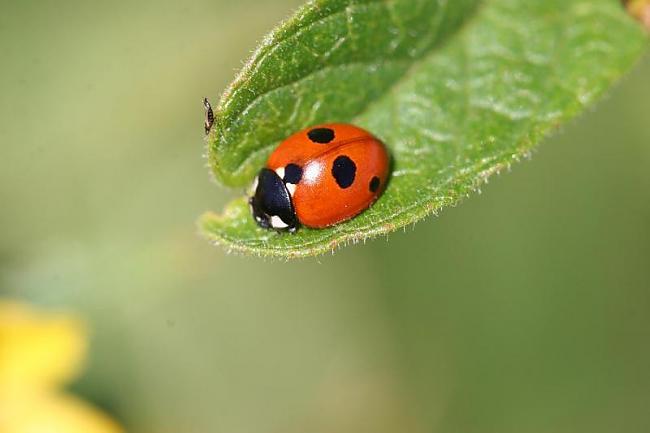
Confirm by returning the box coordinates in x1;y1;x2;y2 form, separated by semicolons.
1;1;649;432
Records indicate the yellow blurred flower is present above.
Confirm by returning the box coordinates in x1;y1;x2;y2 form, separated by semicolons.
0;300;124;433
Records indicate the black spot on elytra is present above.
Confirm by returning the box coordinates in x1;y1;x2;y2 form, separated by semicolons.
369;176;380;192
307;127;335;143
284;163;302;184
331;155;356;189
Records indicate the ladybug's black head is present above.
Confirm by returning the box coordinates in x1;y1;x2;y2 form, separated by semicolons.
249;168;298;232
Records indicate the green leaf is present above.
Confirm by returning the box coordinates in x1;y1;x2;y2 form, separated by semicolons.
201;0;648;258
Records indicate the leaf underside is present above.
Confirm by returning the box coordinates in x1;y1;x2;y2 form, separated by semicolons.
202;0;648;258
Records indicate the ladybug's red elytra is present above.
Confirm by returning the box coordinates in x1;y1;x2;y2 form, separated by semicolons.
249;123;390;232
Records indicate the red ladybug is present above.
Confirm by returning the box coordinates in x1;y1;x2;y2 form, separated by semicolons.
249;123;389;232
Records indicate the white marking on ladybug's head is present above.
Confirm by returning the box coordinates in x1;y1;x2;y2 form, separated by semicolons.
286;183;296;196
251;175;259;192
275;167;285;179
270;215;289;229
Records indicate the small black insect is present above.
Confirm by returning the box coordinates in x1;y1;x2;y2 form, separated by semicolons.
203;97;214;135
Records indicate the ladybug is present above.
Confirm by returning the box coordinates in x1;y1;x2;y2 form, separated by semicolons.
249;123;389;232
